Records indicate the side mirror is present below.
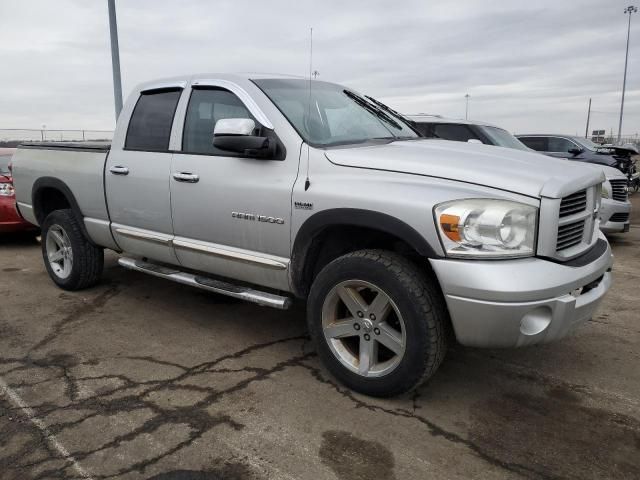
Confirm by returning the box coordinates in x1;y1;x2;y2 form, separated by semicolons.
212;118;275;158
467;139;483;144
568;147;583;156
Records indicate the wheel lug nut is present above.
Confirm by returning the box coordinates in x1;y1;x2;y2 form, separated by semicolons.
374;328;380;335
357;311;364;318
369;313;376;321
364;334;370;341
354;323;361;330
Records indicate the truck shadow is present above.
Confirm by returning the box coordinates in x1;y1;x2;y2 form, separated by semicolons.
0;231;40;246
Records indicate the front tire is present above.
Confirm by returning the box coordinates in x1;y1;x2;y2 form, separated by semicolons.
307;250;447;397
41;209;104;290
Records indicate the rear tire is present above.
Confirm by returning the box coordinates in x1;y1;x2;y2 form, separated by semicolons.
41;209;104;290
307;249;447;397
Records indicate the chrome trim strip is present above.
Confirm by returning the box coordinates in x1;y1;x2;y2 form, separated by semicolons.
84;217;110;227
114;228;172;245
118;257;291;310
173;238;288;270
191;79;274;129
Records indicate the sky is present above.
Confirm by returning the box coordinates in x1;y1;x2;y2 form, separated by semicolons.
0;0;638;138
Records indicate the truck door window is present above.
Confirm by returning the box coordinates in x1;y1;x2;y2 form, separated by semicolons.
433;124;481;142
182;88;255;155
518;137;548;151
547;137;577;153
125;89;182;152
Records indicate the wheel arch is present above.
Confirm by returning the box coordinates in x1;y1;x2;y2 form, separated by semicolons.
290;208;440;297
32;177;95;245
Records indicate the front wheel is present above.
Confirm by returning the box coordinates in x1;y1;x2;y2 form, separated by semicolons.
41;209;104;290
307;250;448;397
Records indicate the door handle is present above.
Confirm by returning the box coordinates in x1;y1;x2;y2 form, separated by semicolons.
172;172;199;183
109;165;129;175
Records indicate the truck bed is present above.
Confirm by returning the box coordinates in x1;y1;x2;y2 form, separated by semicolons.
12;142;116;249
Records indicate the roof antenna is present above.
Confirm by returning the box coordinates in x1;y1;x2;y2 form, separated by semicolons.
304;27;313;191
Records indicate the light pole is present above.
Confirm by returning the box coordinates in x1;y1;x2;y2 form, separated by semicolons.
617;5;637;144
108;0;123;120
465;93;470;120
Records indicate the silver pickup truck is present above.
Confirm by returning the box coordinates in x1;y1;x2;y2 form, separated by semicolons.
12;74;613;397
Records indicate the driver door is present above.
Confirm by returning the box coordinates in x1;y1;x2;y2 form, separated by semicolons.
168;83;299;292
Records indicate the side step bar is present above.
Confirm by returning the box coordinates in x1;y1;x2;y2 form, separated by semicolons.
118;257;292;310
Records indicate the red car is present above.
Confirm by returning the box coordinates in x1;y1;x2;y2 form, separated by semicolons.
0;149;38;234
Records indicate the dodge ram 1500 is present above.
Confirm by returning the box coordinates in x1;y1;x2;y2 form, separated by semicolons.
12;74;613;396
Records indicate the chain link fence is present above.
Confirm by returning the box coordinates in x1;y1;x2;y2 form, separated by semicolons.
0;129;113;147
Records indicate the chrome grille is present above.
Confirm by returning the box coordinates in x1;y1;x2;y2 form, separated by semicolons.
538;184;599;260
610;179;628;202
559;190;587;217
556;220;585;251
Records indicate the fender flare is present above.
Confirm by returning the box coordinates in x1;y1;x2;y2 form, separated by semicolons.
31;177;95;244
290;208;439;296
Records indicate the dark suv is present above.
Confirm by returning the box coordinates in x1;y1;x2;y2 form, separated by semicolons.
516;135;621;169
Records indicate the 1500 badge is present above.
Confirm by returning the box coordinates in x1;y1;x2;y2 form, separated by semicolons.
232;212;285;225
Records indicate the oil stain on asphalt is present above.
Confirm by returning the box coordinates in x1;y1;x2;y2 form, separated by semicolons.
469;387;640;479
320;430;396;480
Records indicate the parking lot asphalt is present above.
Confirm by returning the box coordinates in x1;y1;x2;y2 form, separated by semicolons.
1;199;639;480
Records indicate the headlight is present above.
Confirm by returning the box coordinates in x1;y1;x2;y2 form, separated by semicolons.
0;182;15;197
434;199;537;258
601;182;610;199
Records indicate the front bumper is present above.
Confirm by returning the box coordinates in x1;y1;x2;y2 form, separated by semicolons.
599;198;631;233
429;235;613;348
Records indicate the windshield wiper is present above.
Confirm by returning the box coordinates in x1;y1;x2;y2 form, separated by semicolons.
364;95;417;128
343;90;403;131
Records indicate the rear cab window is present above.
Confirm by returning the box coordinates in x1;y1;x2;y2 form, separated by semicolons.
125;89;182;151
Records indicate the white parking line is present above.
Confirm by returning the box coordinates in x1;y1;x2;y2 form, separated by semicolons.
0;377;94;480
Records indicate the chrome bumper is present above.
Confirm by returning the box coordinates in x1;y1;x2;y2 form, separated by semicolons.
429;236;613;348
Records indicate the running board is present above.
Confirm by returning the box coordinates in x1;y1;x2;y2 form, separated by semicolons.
117;257;292;310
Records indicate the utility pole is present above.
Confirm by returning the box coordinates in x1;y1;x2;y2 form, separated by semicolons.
465;94;470;120
618;5;637;143
108;0;123;119
585;98;592;139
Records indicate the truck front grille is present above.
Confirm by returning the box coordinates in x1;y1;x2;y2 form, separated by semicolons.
559;190;587;217
556;219;585;251
538;184;599;260
610;179;628;202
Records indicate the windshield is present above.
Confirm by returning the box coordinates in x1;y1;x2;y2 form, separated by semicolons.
478;126;531;151
572;137;598;152
253;79;419;147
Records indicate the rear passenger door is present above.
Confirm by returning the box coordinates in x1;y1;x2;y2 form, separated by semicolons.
106;86;183;264
168;82;297;292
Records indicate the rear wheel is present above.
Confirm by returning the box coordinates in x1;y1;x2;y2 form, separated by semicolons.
307;250;447;397
41;209;104;290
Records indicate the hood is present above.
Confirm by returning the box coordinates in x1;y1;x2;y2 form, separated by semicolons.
325;139;604;199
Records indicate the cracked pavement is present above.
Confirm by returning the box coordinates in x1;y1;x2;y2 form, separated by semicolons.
1;198;639;480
